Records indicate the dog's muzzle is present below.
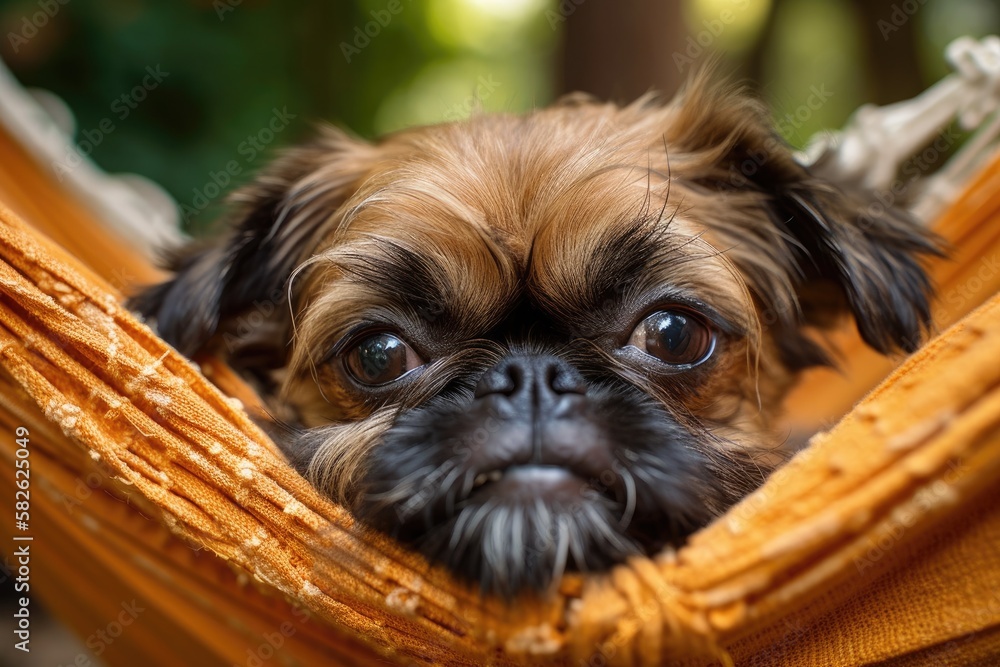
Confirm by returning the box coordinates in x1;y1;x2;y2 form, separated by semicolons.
461;355;620;503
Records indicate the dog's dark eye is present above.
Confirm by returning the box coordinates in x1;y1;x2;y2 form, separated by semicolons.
627;310;715;366
344;333;424;385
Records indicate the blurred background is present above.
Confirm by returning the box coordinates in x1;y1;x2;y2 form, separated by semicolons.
1;0;999;664
1;0;998;234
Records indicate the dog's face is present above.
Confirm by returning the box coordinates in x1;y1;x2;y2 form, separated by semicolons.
133;76;939;596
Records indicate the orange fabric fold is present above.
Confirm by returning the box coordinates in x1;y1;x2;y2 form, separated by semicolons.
1;125;999;665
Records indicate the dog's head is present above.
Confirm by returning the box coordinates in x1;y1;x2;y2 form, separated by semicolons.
132;75;941;596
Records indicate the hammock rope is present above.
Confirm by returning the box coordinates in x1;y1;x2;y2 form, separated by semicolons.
2;140;1000;666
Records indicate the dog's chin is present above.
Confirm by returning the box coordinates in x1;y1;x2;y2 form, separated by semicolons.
351;383;727;598
408;465;641;597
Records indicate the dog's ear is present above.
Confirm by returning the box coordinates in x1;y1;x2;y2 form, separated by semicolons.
663;73;944;361
129;126;378;358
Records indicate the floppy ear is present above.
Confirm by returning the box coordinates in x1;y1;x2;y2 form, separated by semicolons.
663;74;944;361
129;126;378;359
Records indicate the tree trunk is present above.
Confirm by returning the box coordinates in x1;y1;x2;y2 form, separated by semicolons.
558;0;687;101
848;0;925;105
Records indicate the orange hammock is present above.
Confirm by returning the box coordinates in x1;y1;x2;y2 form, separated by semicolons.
2;120;1000;666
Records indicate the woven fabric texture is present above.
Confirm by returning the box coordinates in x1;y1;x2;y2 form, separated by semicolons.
1;133;999;665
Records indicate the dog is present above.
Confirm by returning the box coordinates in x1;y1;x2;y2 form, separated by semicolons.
131;72;941;597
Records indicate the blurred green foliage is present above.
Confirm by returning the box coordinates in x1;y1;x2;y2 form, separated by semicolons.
1;0;998;232
756;0;999;148
0;0;555;231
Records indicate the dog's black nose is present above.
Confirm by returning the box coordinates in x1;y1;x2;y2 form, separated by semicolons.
474;355;586;404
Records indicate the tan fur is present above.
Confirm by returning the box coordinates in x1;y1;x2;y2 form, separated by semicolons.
135;72;939;517
272;89;802;501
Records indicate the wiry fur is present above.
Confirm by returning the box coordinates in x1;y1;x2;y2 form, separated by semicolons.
131;72;942;596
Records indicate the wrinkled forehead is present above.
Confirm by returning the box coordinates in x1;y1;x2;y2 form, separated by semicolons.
307;122;751;339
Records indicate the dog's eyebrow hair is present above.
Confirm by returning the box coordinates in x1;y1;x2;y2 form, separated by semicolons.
572;214;746;337
337;241;452;316
584;214;675;303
